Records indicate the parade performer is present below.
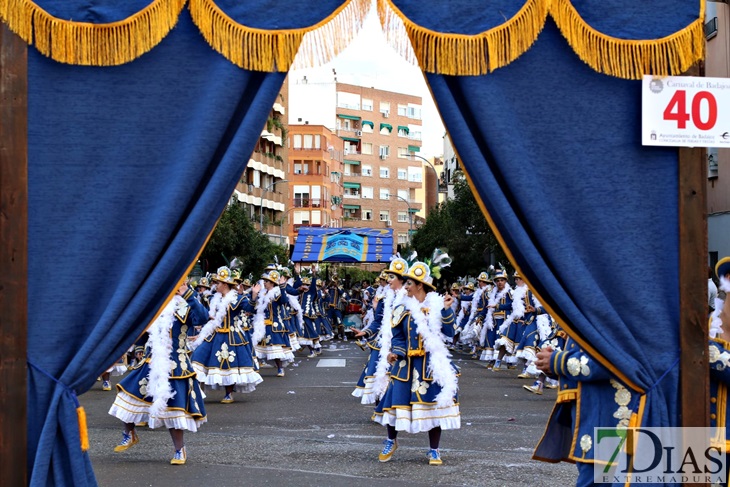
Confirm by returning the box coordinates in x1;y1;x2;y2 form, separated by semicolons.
280;267;303;353
480;269;512;369
253;268;295;377
493;271;528;369
190;266;263;404
460;273;489;357
109;284;208;465
374;251;460;466
298;274;323;357
325;276;346;340
352;258;409;404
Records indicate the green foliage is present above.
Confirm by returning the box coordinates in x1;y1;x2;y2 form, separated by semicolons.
199;203;288;277
411;170;509;281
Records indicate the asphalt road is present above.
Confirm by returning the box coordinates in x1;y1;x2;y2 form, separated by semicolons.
85;340;577;487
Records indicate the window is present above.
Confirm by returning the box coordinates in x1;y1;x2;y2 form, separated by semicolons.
363;209;373;221
379;167;390;178
397;147;409;159
253;170;261;187
344;165;352;176
379;101;390;114
362;186;374;199
379;145;390;158
709;147;719;178
362;142;373;155
311;210;321;225
314;135;321;149
397;211;408;223
408;166;422;182
343;119;351;131
303;134;313;149
337;91;361;110
362;98;373;111
362;165;373;177
294;163;303;175
407;104;422;120
397;104;407;116
398;233;408;244
294;210;309;224
380;210;389;222
380;188;390;200
397;168;407;180
294;185;310;207
293;134;302;149
397;189;409;201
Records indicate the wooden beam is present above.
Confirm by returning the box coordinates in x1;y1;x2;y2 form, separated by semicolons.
678;141;709;434
0;23;27;487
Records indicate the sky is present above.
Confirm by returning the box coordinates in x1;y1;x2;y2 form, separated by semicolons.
290;7;446;159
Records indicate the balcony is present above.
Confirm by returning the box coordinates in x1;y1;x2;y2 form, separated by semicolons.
293;197;323;208
343;193;361;199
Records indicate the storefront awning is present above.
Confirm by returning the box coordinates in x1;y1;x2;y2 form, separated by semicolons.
408;145;420;152
343;204;361;210
380;123;392;132
343;159;360;165
397;125;409;134
337;114;361;121
343;182;361;189
362;120;374;128
341;136;360;143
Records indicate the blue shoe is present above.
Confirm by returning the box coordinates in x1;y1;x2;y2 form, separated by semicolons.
379;438;397;462
276;368;285;377
428;448;443;466
220;394;234;404
102;380;112;391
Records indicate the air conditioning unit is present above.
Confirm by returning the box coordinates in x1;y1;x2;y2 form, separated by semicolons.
382;110;389;118
387;220;393;226
355;130;362;136
380;154;387;160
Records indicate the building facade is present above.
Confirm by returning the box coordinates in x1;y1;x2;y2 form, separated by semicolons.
234;83;289;243
706;1;730;266
285;124;344;245
289;76;429;250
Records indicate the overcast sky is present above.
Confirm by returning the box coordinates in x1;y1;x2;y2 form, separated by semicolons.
290;7;446;159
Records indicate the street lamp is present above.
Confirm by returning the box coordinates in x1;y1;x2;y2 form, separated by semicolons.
411;154;441;207
260;179;288;231
390;194;413;244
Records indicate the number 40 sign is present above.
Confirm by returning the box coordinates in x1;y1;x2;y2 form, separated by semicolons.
642;75;730;148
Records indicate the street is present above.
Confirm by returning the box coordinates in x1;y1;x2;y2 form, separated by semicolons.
86;341;577;487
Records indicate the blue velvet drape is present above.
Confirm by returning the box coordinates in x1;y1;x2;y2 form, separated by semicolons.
426;19;680;431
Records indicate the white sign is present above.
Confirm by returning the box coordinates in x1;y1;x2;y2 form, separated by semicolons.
642;75;730;148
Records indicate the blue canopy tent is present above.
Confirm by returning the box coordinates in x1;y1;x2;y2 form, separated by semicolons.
0;0;708;485
291;227;394;263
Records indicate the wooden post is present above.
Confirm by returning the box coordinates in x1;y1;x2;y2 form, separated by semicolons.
678;139;709;432
0;23;28;486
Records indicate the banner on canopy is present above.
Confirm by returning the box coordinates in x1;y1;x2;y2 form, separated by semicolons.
291;227;394;263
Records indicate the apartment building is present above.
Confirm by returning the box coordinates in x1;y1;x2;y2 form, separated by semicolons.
706;1;730;265
233;84;289;243
285;124;344;244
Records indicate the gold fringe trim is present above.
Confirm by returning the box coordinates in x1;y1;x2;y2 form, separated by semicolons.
377;0;549;75
189;0;371;72
0;0;187;66
550;0;705;79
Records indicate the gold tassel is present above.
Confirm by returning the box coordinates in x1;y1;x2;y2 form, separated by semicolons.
189;0;371;72
550;0;705;80
77;406;89;452
0;0;187;66
377;0;549;76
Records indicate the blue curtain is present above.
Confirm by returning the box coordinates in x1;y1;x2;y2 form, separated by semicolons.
426;18;680;431
25;8;287;487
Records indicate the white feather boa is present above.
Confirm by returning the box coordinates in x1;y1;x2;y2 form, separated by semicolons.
252;285;280;345
147;296;185;416
189;290;238;350
285;278;304;333
406;292;458;407
710;277;730;339
372;286;407;399
462;286;485;339
480;285;511;346
498;285;527;335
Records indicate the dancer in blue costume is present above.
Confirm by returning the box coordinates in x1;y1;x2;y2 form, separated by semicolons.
280;266;303;353
299;274;323;357
352;259;408;404
374;251;460;466
253;268;295;377
109;282;208;465
314;277;334;342
190;266;263;404
480;269;512;369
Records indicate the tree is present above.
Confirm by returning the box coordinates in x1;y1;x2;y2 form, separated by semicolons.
410;170;509;282
199;203;288;277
